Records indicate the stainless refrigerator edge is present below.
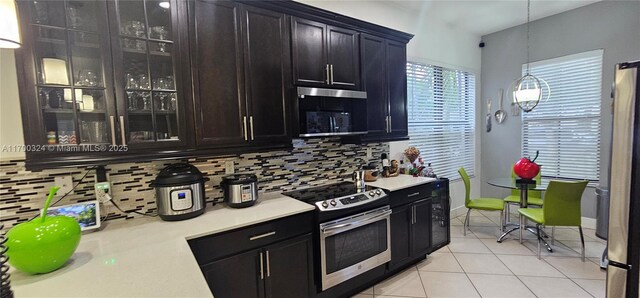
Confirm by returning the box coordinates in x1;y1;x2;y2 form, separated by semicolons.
607;60;640;298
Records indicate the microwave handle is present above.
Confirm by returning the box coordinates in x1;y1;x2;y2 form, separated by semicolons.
321;209;391;234
329;115;336;133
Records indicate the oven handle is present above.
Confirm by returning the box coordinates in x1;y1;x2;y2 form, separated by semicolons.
321;209;391;235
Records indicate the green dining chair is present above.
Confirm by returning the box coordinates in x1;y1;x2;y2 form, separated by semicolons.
458;167;505;236
518;180;589;260
503;166;543;223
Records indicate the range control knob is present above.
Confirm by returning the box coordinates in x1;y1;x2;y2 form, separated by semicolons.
330;200;337;206
321;201;329;208
375;189;382;195
369;191;375;196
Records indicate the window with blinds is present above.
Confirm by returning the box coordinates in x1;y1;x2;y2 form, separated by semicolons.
407;61;476;180
521;50;603;181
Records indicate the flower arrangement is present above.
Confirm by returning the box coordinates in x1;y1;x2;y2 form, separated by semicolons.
404;146;420;163
404;146;426;176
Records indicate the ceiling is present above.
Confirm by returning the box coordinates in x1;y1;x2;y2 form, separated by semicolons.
390;0;602;35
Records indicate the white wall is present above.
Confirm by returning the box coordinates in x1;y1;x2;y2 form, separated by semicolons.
296;1;483;213
0;49;25;160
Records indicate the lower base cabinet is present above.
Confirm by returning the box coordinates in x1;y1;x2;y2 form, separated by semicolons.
389;198;432;270
201;234;314;298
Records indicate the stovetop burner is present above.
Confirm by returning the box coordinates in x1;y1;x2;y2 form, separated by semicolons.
283;182;374;203
284;182;386;212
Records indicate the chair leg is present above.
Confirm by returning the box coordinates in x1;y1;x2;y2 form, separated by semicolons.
578;226;586;262
463;209;471;236
551;226;555;246
519;215;524;244
536;224;542;260
500;210;504;232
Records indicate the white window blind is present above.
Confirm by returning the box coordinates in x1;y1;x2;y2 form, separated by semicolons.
521;50;603;181
407;61;476;180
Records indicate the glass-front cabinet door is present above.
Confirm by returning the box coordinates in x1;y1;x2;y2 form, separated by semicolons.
20;0;116;149
109;0;186;148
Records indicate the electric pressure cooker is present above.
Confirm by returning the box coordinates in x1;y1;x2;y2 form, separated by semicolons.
220;174;259;208
150;163;207;221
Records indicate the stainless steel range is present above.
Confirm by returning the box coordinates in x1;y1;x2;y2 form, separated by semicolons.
284;181;390;291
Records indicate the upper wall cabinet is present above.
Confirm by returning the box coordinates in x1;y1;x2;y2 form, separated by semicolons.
291;17;360;90
358;34;409;142
107;0;190;150
15;0;192;169
14;0;411;169
189;0;291;148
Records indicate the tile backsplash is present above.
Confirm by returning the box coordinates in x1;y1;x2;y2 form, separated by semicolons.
0;138;387;230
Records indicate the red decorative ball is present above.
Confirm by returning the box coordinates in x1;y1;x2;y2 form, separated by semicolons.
514;157;540;180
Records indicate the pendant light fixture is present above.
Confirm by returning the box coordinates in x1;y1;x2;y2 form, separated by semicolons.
510;0;550;113
0;0;21;48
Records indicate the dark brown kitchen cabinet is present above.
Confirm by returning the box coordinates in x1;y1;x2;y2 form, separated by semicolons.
199;234;313;298
190;1;290;147
390;204;412;268
411;199;432;255
241;5;291;144
360;34;388;136
108;0;190;150
15;0;118;158
202;248;263;298
291;17;360;90
389;196;432;271
386;40;409;138
358;34;409;142
190;0;246;147
15;0;193;169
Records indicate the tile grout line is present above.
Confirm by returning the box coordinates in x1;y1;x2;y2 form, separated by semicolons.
451;211;502;298
476;211;540;298
414;264;430;298
542;257;599;298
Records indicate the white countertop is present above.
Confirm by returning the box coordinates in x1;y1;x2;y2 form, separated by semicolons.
366;175;437;191
10;192;315;298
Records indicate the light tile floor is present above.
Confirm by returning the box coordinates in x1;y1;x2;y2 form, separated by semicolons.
354;210;607;298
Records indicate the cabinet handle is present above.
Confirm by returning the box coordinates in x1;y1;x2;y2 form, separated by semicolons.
330;64;334;84
388;116;392;133
109;116;116;145
266;250;271;277
325;64;330;85
243;116;248;141
259;252;264;280
119;116;126;146
385;116;390;133
249;231;276;241
249;116;254;141
412;205;416;224
408;192;420;198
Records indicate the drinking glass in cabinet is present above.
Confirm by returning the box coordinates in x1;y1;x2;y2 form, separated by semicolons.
81;120;106;144
127;91;151;111
138;74;150;89
123;38;146;51
122;21;146;38
31;1;65;27
76;69;98;87
130;131;154;141
40;88;73;109
66;1;99;32
67;5;82;29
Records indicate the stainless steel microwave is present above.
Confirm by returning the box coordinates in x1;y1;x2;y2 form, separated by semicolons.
297;87;368;137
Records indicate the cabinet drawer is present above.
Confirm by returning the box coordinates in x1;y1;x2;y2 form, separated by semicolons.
190;211;313;265
390;184;433;207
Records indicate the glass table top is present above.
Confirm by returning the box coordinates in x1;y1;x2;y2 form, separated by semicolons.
487;178;551;191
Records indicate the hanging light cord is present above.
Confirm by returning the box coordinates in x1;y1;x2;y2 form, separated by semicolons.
525;0;531;75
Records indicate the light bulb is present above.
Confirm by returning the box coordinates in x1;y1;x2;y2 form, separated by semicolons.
159;1;170;9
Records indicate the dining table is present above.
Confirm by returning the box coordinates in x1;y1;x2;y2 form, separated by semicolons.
487;177;554;252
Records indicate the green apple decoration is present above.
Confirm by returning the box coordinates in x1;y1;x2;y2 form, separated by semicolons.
6;186;81;274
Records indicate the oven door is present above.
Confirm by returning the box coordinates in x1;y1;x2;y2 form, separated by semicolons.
319;206;392;290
